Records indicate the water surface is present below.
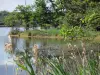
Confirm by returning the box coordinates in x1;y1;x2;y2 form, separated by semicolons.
0;27;100;75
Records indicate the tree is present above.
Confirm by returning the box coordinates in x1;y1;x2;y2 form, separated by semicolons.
59;0;100;28
4;0;100;30
4;5;34;30
0;10;9;24
4;12;18;26
83;6;100;29
14;5;33;30
34;0;54;28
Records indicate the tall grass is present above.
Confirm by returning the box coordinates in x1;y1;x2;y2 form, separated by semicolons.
18;28;60;37
14;49;35;75
14;42;100;75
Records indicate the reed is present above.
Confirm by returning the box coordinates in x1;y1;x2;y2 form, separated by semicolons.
14;42;100;75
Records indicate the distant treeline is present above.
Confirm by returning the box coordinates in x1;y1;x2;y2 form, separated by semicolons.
0;0;100;30
0;11;9;25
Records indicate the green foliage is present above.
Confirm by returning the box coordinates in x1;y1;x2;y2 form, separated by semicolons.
28;32;32;36
14;43;100;75
15;5;33;30
60;25;85;40
4;12;18;26
10;29;20;35
21;29;59;36
83;6;100;29
63;11;83;26
61;0;100;28
15;53;100;75
4;5;33;29
3;0;100;32
14;49;35;75
0;10;9;23
45;58;68;75
34;0;56;28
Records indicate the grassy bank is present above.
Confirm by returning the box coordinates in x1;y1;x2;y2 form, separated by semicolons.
9;28;100;41
10;28;62;38
22;29;59;36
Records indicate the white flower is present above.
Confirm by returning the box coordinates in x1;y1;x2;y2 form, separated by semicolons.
68;43;72;49
91;50;93;53
99;56;100;60
74;45;77;48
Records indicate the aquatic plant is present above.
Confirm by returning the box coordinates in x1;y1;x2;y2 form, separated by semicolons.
13;42;100;75
14;49;35;75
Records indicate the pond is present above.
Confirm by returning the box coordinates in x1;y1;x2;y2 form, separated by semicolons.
0;27;100;75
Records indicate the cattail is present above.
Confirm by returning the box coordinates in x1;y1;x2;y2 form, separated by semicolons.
81;42;87;67
32;44;38;64
5;43;12;51
81;42;86;56
8;44;12;50
33;44;38;54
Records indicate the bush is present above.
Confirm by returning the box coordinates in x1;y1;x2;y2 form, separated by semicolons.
10;30;20;35
28;32;32;36
60;24;85;40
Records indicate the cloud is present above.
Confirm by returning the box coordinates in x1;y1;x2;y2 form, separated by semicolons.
0;0;33;11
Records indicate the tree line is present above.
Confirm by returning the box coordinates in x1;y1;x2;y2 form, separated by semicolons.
0;0;100;30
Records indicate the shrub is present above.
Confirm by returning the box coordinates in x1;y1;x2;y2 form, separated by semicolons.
10;29;20;35
28;32;32;36
60;24;85;40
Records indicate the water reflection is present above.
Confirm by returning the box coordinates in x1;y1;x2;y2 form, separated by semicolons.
1;36;100;75
0;27;100;75
8;37;100;75
9;37;100;58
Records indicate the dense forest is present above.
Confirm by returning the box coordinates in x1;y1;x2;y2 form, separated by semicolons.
0;0;100;31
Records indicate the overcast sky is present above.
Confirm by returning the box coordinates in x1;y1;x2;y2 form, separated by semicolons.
0;0;33;11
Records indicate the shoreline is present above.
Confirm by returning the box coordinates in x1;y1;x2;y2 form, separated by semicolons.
10;34;63;39
9;34;95;41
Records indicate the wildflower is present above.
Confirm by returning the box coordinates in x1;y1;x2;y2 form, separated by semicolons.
4;43;12;51
32;44;39;64
82;55;87;67
74;45;77;48
20;60;24;64
71;53;73;55
14;56;20;61
90;50;93;53
68;43;73;49
99;56;100;60
33;44;38;54
73;45;78;50
81;42;85;48
70;53;76;59
81;42;86;56
82;51;85;55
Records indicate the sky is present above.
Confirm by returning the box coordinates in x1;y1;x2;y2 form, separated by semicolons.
0;0;33;11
